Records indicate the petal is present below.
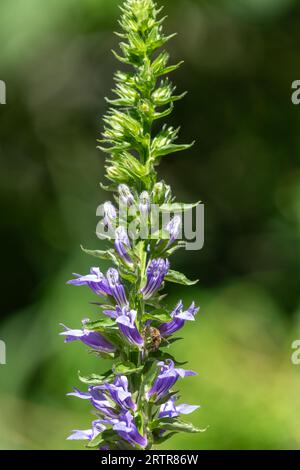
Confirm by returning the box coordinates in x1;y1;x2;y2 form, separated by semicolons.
67;388;91;400
175;310;196;321
176;404;200;415
67;429;92;440
116;315;132;328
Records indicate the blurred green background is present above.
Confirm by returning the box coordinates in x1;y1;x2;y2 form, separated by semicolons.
1;0;300;450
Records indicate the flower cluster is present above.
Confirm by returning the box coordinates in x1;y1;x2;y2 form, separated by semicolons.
61;0;203;450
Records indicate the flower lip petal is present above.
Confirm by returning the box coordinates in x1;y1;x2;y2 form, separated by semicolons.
175;310;196;321
67;429;93;441
176;404;200;415
67;388;91;400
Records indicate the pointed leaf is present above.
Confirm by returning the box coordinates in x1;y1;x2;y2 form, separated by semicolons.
160;201;201;213
152;418;204;433
165;270;198;286
113;361;143;376
81;246;118;264
78;370;113;385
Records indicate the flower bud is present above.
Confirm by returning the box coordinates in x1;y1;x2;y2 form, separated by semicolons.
152;181;172;205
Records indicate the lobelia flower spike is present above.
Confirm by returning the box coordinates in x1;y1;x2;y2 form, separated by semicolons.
61;0;204;450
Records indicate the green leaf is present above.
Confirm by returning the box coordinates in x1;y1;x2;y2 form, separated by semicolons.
85;317;117;332
160;337;183;347
142;358;160;386
86;433;105;448
151;418;204;434
165;269;198;286
149;351;187;367
78;370;113;385
145;294;168;309
153;142;195;158
81;246;118;264
143;310;172;323
153;431;178;445
86;429;116;448
160;201;201;213
113;361;143;376
155;390;179;406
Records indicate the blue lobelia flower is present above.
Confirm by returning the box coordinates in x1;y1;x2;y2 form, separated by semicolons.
114;226;133;266
139;191;150;218
146;359;197;402
103;201;117;229
67;419;106;441
118;184;135;206
165;215;181;249
69;386;118;419
115;306;144;348
68;375;137;417
95;375;137;411
159;301;199;336
67;267;110;297
68;267;128;307
106;268;128;307
159;395;199;418
102;411;147;449
60;324;116;353
141;258;170;300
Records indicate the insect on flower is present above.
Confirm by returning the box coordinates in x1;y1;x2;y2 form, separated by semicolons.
61;0;204;450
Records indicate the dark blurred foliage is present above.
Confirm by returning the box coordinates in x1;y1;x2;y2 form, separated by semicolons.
1;0;300;450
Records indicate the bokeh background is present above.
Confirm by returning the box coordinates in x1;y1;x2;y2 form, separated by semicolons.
1;0;300;450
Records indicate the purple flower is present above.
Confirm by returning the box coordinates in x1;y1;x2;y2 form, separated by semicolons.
68;267;128;307
116;306;144;348
146;359;197;402
115;226;133;265
96;375;136;411
68;376;136;417
141;258;170;300
103;411;147;449
68;386;119;419
139;191;150;218
103;201;117;229
102;309;118;319
67;388;92;400
159;301;199;336
118;184;135;206
165;216;181;248
106;268;128;306
60;324;116;353
67;419;105;441
159;396;199;418
67;267;110;297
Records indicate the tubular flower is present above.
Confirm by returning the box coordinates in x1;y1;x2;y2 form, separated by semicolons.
115;306;144;348
159;301;199;336
139;191;150;218
159;396;199;418
96;376;137;411
146;360;197;402
67;267;110;297
165;215;181;248
106;268;128;306
141;258;170;299
60;324;116;353
114;226;133;265
62;0;203;450
68;267;128;307
103;201;117;229
67;420;106;441
104;412;148;449
118;184;135;206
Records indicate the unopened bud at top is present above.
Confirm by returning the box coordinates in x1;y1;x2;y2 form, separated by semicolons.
118;184;135;206
152;181;172;205
139;191;150;218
